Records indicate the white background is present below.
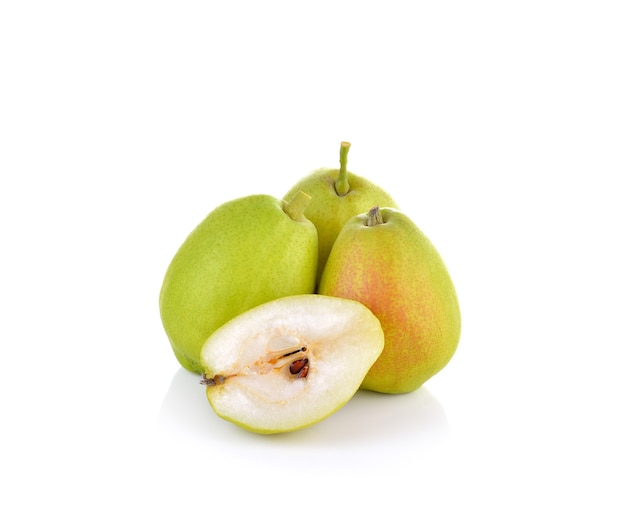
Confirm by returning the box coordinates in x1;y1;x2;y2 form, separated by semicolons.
1;1;625;517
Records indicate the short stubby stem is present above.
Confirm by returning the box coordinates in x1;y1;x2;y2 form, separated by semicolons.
200;373;232;386
283;190;312;221
367;205;384;226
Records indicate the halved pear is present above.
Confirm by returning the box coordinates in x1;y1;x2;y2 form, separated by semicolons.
200;294;384;434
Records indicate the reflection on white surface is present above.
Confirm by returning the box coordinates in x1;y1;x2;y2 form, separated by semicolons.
158;367;450;470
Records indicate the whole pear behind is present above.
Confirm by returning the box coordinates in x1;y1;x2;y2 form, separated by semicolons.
283;142;398;285
159;193;318;373
319;207;461;393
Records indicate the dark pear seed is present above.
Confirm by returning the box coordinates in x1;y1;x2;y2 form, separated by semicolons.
289;357;309;375
297;365;310;379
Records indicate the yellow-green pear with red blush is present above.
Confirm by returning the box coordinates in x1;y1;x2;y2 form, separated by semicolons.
318;206;461;394
159;192;318;374
283;142;398;285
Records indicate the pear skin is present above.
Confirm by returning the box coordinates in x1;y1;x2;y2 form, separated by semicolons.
159;192;318;373
283;142;398;285
318;206;461;394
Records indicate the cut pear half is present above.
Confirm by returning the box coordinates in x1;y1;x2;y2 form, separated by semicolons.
200;294;384;434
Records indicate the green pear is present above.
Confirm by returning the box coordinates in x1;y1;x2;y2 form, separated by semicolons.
200;294;384;434
283;142;398;285
319;206;461;394
159;192;318;373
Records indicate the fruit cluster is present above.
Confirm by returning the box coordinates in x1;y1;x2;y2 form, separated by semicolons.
159;142;461;434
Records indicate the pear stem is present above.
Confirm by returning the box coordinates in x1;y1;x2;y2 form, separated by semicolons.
283;190;312;221
334;141;351;196
367;206;384;226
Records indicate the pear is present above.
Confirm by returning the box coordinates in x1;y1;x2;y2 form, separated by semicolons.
319;206;461;394
283;142;398;285
200;294;384;434
159;192;318;374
